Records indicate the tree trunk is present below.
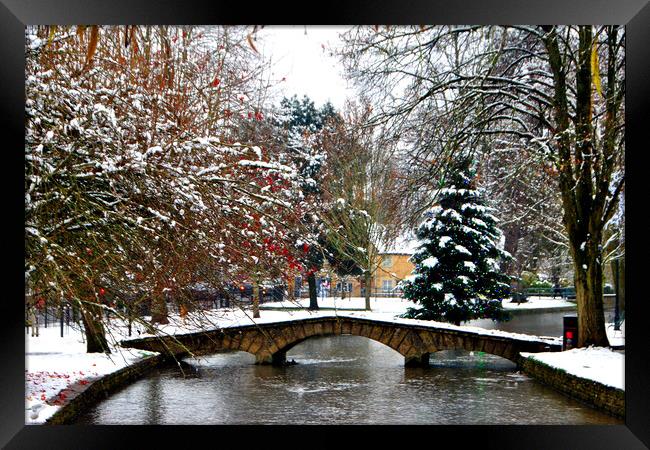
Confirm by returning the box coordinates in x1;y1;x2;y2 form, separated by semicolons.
503;223;521;276
287;276;295;302
618;259;625;313
307;273;319;310
364;271;371;310
253;282;260;318
611;259;625;314
543;26;613;348
572;244;609;347
81;303;110;353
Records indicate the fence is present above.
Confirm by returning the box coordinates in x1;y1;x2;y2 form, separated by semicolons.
524;287;576;299
25;302;80;337
296;287;404;299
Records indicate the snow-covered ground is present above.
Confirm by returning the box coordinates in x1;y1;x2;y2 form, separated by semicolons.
25;296;624;424
501;295;576;310
25;326;157;424
261;295;577;312
520;347;624;390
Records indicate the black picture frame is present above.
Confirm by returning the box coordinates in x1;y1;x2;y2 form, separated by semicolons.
3;0;648;448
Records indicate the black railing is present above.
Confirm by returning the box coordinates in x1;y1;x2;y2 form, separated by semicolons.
296;287;405;299
523;287;576;299
25;302;80;337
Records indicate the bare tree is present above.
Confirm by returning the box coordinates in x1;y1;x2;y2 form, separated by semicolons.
320;104;403;310
25;25;320;350
341;25;624;346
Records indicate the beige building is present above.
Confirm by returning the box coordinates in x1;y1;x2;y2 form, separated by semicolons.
298;236;419;298
371;252;416;296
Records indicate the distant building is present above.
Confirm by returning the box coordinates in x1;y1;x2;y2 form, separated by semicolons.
295;234;419;298
371;252;415;297
370;234;419;296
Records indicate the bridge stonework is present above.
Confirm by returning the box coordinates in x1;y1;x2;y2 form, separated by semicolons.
122;316;560;367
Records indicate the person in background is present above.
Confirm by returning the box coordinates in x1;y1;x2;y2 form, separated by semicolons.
179;304;189;324
27;303;39;337
552;279;562;299
321;279;330;302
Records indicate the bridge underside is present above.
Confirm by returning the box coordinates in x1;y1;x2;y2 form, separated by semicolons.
254;348;431;367
122;316;560;368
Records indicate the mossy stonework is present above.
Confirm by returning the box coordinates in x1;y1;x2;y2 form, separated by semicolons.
121;316;560;367
520;356;624;418
44;354;165;425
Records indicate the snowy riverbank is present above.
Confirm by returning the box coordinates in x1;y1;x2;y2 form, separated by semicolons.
521;346;624;390
25;295;624;424
25;326;157;424
501;295;576;310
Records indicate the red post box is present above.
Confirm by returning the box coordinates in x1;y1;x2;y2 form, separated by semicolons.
563;315;578;351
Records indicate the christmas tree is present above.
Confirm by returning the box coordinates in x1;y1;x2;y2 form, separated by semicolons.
401;159;511;325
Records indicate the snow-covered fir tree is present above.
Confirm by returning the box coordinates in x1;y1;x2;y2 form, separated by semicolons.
401;159;511;325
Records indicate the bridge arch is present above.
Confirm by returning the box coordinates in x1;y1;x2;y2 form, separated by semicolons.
122;316;559;367
203;317;524;367
250;320;417;366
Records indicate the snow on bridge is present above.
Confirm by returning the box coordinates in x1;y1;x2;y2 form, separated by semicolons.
121;311;562;367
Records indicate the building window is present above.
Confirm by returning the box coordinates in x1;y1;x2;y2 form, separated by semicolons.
382;256;393;268
382;280;393;291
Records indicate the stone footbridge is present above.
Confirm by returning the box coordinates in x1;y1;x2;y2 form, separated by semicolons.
121;315;562;367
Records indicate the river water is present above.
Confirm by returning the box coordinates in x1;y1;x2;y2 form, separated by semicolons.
76;308;623;425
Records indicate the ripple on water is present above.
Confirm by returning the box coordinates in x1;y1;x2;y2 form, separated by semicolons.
73;335;623;425
289;356;358;365
286;381;361;394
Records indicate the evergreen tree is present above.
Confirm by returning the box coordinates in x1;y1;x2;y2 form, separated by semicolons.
401;159;511;325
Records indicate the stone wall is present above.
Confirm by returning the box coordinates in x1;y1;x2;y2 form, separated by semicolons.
123;316;560;367
45;354;165;425
520;356;624;418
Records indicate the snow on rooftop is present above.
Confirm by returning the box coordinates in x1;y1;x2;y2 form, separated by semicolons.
377;232;420;255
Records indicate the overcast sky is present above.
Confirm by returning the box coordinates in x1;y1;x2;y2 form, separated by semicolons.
256;26;356;111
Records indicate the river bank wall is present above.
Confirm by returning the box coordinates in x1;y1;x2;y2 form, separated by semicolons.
519;356;624;418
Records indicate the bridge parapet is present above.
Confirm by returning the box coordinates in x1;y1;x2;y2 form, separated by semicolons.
121;315;561;367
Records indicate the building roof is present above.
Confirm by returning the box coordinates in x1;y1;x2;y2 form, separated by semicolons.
376;232;420;255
